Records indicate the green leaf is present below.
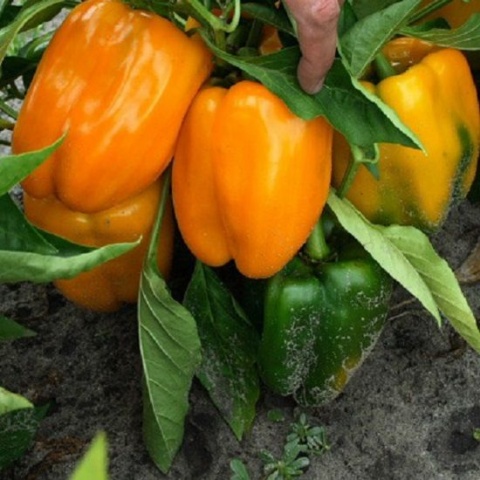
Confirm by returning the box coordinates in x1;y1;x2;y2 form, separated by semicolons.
240;3;294;35
1;194;56;255
380;225;480;353
0;387;32;414
0;316;35;341
0;135;64;196
184;263;260;440
327;192;439;320
327;192;480;353
202;36;420;148
350;0;400;19
0;0;65;68
69;432;108;480
339;0;422;78
230;458;252;480
138;171;201;474
402;13;480;50
0;390;49;469
0;194;138;283
139;268;201;473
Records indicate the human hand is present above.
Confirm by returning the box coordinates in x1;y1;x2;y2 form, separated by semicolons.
283;0;344;94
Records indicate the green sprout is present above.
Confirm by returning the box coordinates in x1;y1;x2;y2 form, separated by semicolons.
230;411;330;480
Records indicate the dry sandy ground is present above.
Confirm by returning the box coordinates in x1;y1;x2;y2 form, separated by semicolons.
1;196;480;480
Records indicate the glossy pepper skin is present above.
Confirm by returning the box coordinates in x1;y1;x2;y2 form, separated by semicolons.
258;232;393;406
23;180;174;312
12;0;213;213
172;81;333;279
332;40;480;231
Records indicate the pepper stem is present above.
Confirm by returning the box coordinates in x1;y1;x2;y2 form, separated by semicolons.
336;154;360;199
185;0;241;34
337;143;379;198
374;52;397;80
304;218;331;262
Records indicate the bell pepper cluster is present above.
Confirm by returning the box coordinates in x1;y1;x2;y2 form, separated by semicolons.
11;0;480;405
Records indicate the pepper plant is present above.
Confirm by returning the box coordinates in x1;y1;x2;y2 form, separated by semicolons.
1;0;480;475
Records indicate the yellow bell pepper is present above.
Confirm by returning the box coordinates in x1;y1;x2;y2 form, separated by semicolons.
332;39;480;231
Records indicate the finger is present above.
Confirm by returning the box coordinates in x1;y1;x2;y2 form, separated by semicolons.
284;0;343;94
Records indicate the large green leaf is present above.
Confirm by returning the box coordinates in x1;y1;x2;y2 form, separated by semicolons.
184;263;260;441
202;37;420;149
327;192;480;353
0;194;138;283
380;225;480;352
138;172;201;474
402;13;480;49
139;266;201;473
340;0;422;78
69;432;109;480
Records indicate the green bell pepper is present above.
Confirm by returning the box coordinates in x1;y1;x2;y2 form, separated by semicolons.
258;225;393;406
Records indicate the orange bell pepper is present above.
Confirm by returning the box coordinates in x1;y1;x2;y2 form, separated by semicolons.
23;180;174;312
13;0;213;213
172;81;333;279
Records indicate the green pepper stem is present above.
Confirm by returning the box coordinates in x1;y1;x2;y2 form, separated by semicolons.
374;52;397;80
185;0;240;34
186;0;224;31
336;152;360;199
409;0;454;24
337;143;380;198
223;0;241;34
305;218;331;261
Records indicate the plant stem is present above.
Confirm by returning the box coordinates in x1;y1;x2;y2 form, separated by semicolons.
304;219;330;261
336;152;360;199
336;143;380;198
223;0;241;34
0;100;18;120
146;167;171;269
374;52;397;80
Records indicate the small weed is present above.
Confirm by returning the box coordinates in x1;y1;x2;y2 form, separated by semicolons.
230;458;252;480
267;408;286;423
230;412;329;480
